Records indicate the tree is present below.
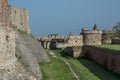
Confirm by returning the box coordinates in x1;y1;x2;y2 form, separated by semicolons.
113;22;120;38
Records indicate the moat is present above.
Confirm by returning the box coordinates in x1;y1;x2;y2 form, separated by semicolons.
40;49;120;80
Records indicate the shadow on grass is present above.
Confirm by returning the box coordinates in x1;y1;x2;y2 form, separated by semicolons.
60;50;73;59
78;58;120;80
53;49;120;80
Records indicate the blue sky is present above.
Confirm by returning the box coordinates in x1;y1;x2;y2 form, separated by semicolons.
8;0;120;36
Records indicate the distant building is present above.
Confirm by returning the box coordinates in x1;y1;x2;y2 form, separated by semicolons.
36;24;114;50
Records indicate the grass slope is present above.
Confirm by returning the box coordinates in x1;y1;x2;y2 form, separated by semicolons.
39;53;76;80
54;50;120;80
40;50;120;80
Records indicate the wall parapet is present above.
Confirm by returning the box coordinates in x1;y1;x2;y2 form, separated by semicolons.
82;30;102;34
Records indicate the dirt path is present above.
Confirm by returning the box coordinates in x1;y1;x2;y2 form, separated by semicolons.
49;51;80;80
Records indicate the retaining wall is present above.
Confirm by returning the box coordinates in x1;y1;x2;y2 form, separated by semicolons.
83;46;120;75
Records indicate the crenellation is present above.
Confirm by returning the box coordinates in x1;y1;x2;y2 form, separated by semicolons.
82;30;102;34
103;30;114;34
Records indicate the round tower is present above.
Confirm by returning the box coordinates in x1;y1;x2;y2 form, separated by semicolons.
81;24;102;45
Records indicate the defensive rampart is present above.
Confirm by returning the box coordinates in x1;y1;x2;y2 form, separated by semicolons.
83;46;120;75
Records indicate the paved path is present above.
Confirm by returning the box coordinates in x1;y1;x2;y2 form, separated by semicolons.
49;51;80;80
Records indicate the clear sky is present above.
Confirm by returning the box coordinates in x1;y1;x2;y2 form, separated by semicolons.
8;0;120;36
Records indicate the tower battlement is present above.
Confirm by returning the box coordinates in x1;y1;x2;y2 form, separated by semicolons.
102;30;114;34
82;29;102;34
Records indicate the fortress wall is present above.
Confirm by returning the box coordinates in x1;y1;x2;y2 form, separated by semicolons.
0;0;10;27
68;35;83;46
63;46;83;57
102;34;111;44
102;30;114;44
73;46;83;57
112;39;120;44
56;35;83;49
56;43;69;49
10;6;30;34
83;46;120;75
0;27;16;68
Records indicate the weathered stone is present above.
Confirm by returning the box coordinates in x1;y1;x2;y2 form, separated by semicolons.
0;0;10;27
63;46;83;58
81;29;102;45
0;0;50;80
112;39;120;44
0;27;49;80
10;6;31;34
0;27;16;68
0;0;30;34
83;46;120;75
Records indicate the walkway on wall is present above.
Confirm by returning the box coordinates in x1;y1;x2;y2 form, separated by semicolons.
49;51;80;80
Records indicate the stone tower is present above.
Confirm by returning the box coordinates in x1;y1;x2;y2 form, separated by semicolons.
102;30;113;44
81;24;102;45
0;0;10;27
0;0;31;34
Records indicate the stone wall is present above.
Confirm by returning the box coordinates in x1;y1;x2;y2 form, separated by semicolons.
102;30;113;44
63;46;83;58
112;39;120;44
0;27;49;80
10;6;30;34
0;27;16;68
56;35;83;49
0;0;10;27
0;0;30;34
56;43;69;49
83;46;120;75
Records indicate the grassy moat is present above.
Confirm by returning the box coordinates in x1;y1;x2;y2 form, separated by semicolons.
39;49;120;80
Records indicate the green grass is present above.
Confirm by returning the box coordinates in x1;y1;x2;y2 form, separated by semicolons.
39;53;76;80
18;29;28;35
18;29;35;38
54;50;120;80
69;58;120;80
96;44;120;52
40;50;120;80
